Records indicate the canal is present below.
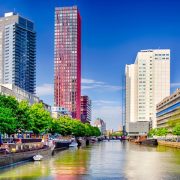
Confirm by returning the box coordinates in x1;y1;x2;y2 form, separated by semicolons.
0;141;180;179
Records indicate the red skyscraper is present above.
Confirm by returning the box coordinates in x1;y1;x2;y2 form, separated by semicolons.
54;6;81;119
81;96;91;123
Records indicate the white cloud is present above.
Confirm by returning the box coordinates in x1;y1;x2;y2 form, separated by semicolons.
82;78;104;84
171;83;180;88
82;78;122;91
36;83;53;96
93;100;119;106
36;78;122;97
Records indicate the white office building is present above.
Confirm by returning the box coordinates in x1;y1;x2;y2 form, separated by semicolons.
125;49;170;134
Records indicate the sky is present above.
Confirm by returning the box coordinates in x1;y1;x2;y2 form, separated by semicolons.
1;0;180;130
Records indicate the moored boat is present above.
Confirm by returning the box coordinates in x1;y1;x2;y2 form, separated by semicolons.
69;142;78;147
33;154;43;161
0;146;52;168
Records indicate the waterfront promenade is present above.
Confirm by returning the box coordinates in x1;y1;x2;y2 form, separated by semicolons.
0;141;180;179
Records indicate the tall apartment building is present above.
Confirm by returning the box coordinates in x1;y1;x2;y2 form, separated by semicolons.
0;12;36;94
125;49;170;134
81;96;91;123
54;6;81;119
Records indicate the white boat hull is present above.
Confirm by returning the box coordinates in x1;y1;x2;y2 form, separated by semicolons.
69;142;78;147
33;155;43;161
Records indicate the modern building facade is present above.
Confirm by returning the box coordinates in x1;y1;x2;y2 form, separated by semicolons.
51;106;72;119
0;83;39;105
128;121;150;136
125;49;170;134
54;6;81;119
81;96;91;123
0;12;36;94
94;118;106;135
0;83;51;112
156;89;180;128
125;64;138;133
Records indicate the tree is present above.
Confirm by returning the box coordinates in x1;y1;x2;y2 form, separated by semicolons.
0;107;17;136
172;124;180;136
156;128;168;136
0;95;19;115
148;128;157;137
50;119;60;135
84;123;92;137
29;103;52;135
50;117;72;136
16;101;34;132
111;132;123;137
71;120;86;137
148;128;168;137
50;117;101;137
58;117;73;136
92;127;101;137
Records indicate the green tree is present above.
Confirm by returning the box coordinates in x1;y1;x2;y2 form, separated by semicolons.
50;117;72;136
0;95;19;114
29;103;52;135
16;101;34;132
156;128;168;136
92;127;101;137
71;119;86;137
0;107;17;136
50;119;60;135
172;124;180;136
84;123;92;137
58;116;73;136
111;132;123;137
148;128;157;137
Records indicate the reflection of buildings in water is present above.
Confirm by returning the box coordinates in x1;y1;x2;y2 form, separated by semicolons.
50;148;90;177
123;143;179;179
0;148;91;179
88;141;126;177
0;161;50;179
125;142;157;152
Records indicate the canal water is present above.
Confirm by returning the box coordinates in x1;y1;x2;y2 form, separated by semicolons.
0;141;180;180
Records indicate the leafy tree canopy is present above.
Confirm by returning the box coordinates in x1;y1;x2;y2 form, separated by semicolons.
172;124;180;136
148;128;168;137
29;103;52;135
111;132;123;137
0;107;17;135
16;100;34;132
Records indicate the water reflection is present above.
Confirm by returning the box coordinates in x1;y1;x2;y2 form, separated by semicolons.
50;147;90;178
0;141;180;179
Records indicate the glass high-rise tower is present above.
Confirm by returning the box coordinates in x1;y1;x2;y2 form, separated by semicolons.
54;6;81;119
0;12;36;94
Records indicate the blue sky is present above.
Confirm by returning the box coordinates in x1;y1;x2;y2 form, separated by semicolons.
1;0;180;130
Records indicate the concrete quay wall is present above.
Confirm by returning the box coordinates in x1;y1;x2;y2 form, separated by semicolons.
158;141;180;149
0;147;51;168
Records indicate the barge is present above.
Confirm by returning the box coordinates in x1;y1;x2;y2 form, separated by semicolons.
0;146;52;168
